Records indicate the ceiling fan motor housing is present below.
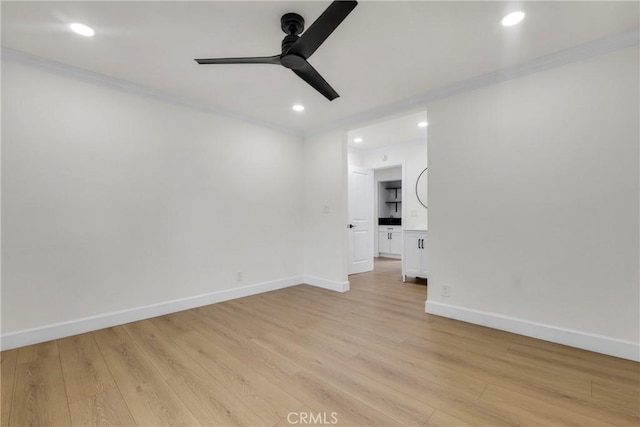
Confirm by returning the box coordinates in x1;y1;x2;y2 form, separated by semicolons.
280;52;306;69
280;13;306;69
281;34;299;54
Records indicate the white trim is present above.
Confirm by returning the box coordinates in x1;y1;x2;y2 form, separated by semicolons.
1;47;302;138
307;28;640;135
303;276;350;293
3;29;637;139
425;300;640;362
0;276;303;351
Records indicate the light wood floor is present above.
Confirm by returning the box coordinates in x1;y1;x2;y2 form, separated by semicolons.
1;258;638;426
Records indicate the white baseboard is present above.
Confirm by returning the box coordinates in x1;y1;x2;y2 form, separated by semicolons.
303;275;350;293
425;300;640;362
1;276;303;351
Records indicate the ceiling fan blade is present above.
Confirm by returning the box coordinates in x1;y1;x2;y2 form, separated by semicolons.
292;61;339;101
287;1;357;59
195;55;281;65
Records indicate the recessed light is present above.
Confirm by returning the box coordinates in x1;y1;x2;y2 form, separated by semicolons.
354;137;363;143
418;121;428;128
292;104;305;112
69;22;95;37
501;11;525;27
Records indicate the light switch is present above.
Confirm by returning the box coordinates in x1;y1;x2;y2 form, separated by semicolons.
322;205;330;214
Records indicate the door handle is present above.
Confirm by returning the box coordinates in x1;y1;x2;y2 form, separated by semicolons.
348;224;356;229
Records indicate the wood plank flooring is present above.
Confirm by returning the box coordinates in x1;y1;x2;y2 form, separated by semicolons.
1;258;638;426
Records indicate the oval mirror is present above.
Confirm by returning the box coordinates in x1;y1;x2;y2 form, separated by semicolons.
416;167;428;208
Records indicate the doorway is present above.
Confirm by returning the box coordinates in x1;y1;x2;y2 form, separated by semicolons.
375;167;403;261
346;109;428;283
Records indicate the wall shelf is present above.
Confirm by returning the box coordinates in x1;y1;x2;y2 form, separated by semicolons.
385;201;402;212
379;179;402;218
386;186;401;199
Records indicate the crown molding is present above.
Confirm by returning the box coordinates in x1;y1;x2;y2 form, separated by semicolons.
3;28;638;139
306;28;640;137
1;47;304;138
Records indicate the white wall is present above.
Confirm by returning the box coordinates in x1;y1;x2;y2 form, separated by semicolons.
302;131;349;289
374;167;402;185
426;47;639;354
347;146;364;168
359;140;428;230
1;60;304;337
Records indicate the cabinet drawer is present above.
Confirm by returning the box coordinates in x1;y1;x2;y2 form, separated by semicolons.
380;225;401;233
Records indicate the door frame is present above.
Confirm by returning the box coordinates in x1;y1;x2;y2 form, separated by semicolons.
345;161;406;273
371;162;406;260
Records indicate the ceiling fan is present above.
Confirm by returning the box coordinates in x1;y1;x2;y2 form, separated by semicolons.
195;1;358;101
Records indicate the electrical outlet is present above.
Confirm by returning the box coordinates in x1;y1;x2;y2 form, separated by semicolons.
441;283;451;297
236;271;243;281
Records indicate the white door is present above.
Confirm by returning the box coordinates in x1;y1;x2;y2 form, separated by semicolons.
403;232;423;277
420;232;428;276
378;231;390;254
389;231;403;254
348;166;374;274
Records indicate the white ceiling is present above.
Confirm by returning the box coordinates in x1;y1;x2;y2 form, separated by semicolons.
348;110;428;150
2;1;638;134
